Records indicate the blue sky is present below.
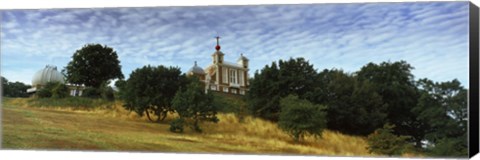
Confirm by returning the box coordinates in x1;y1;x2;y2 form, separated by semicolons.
1;2;470;87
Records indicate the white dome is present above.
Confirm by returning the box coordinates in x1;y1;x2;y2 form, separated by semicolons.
32;65;65;86
188;61;205;75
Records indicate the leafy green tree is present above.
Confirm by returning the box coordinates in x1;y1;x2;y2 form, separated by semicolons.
2;76;10;96
122;65;187;122
171;77;219;133
356;61;420;143
247;57;318;121
367;124;413;156
64;44;124;88
278;95;327;142
413;78;468;156
306;69;387;136
1;76;31;97
247;61;281;121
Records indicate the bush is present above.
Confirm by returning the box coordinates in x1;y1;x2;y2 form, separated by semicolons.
278;94;327;142
36;88;52;98
35;82;69;98
169;118;185;133
367;124;412;156
428;137;468;157
101;86;115;101
82;87;101;98
52;83;69;98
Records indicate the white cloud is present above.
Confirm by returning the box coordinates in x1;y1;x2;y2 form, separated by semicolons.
0;2;470;87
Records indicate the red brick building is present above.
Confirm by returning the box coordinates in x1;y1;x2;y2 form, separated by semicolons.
187;37;249;95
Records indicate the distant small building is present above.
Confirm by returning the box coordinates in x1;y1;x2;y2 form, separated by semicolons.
27;65;85;96
187;36;249;95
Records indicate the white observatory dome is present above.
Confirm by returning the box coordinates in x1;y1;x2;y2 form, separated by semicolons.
32;65;65;86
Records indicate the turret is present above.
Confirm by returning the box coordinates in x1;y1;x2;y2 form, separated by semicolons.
237;53;249;68
212;36;224;64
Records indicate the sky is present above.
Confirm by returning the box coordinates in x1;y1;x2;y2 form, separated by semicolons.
0;2;470;88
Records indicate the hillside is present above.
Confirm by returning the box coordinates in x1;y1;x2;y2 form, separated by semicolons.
2;97;373;156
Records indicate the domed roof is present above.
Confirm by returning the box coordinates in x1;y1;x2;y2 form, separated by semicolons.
32;65;65;86
188;61;205;75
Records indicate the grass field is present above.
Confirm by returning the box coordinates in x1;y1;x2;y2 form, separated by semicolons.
2;97;375;156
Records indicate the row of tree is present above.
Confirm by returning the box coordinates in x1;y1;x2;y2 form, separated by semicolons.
246;58;468;157
1;76;31;97
14;42;467;156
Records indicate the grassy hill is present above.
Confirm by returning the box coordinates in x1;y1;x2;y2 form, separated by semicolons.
2;97;374;156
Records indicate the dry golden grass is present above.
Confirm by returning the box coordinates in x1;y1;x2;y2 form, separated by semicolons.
2;98;374;156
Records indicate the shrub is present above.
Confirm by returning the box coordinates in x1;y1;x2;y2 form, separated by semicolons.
278;94;327;142
101;86;115;101
169;118;185;133
36;82;69;98
51;83;69;98
367;124;412;156
82;87;101;98
36;88;52;98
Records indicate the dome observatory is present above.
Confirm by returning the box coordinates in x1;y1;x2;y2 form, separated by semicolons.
32;65;65;86
187;61;206;76
27;65;66;93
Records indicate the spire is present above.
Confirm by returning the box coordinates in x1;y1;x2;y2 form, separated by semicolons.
194;61;197;66
215;36;221;51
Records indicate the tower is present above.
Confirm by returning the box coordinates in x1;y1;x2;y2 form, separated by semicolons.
237;53;249;69
212;36;224;64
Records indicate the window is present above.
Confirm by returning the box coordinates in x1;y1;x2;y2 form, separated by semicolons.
229;69;237;84
210;85;217;91
240;90;245;95
222;68;228;83
239;71;244;86
231;89;237;94
223;87;229;93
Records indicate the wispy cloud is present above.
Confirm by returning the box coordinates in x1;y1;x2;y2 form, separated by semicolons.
1;2;470;88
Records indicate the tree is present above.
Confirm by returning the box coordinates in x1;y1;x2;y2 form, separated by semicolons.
171;77;219;133
247;57;318;121
278;95;327;142
356;61;420;143
306;69;387;136
2;76;9;96
64;44;124;88
122;65;187;122
1;76;31;98
367;124;413;156
413;78;468;156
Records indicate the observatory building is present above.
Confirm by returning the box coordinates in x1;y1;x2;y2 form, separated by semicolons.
187;37;249;95
27;65;84;96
